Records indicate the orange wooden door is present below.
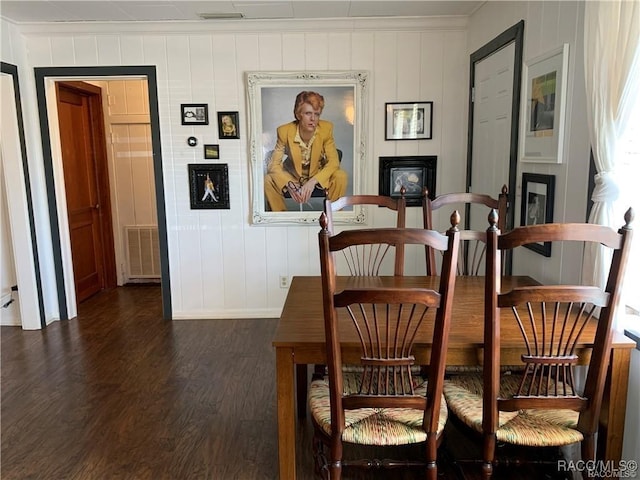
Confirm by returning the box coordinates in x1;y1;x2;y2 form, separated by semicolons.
56;82;115;302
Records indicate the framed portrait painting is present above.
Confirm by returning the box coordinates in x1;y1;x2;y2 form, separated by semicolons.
246;71;368;225
188;164;230;210
520;44;569;163
378;156;437;207
520;172;555;256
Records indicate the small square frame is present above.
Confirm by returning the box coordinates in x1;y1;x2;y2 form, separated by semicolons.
520;172;555;256
181;104;209;125
379;156;437;207
217;111;240;139
385;102;433;140
188;163;230;210
204;144;220;160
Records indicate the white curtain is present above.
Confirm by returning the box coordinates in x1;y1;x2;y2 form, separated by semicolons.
582;0;640;288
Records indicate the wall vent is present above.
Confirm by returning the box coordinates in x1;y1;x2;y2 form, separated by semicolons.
124;226;160;281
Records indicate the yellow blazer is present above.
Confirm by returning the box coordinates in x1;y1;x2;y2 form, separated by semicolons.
266;120;340;192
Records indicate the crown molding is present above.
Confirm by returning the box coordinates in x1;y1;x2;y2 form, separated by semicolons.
13;15;468;36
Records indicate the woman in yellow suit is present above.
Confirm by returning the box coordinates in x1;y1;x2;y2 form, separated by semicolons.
264;91;348;211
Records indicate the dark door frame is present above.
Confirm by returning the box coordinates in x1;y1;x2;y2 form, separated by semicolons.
466;20;524;274
34;66;172;321
1;61;46;328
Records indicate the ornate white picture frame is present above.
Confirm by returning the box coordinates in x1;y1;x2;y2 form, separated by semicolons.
246;71;368;225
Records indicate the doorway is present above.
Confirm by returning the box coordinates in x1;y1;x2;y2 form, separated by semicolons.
466;20;524;274
55;81;117;303
34;66;171;321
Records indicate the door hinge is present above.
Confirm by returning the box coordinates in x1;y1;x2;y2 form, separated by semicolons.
471;87;475;103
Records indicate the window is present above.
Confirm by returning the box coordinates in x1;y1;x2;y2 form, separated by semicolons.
617;91;640;319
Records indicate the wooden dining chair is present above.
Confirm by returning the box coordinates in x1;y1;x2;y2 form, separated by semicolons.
309;211;460;479
297;190;409;418
323;188;407;275
443;208;635;479
422;185;508;276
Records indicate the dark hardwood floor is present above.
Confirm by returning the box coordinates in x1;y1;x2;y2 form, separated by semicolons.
1;286;572;479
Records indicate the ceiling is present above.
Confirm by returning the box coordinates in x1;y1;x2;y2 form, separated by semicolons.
0;1;484;23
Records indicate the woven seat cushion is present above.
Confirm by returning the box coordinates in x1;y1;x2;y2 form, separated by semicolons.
309;372;448;446
445;365;523;374
443;374;582;447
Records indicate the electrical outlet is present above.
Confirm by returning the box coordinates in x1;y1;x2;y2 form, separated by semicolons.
279;275;289;288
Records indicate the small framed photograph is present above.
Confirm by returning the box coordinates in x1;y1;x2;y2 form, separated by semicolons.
520;172;555;256
520;44;569;163
181;104;209;125
217;111;240;139
204;144;220;160
385;102;433;140
188;164;230;210
379;156;437;207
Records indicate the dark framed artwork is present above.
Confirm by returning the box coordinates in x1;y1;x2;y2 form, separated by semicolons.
246;70;368;225
188;163;230;210
379;156;437;207
385;102;433;140
217;111;240;139
520;172;555;256
181;104;208;125
204;144;220;159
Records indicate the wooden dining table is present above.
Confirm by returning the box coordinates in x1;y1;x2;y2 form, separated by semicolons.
272;275;635;480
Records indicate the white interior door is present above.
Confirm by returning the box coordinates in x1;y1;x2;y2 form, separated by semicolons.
470;42;515;232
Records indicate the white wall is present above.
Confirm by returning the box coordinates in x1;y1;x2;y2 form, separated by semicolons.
468;1;590;284
7;17;469;319
2;17;60;324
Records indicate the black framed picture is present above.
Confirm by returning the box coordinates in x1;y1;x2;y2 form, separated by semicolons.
204;144;219;160
181;104;208;125
188;164;230;209
520;172;555;256
379;156;437;207
217;111;240;139
385;102;433;140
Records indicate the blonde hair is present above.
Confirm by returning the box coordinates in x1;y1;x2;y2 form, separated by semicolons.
293;91;324;120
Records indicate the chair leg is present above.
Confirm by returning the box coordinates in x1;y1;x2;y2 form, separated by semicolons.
425;432;438;480
482;434;496;479
329;443;343;480
312;434;329;478
581;436;596;480
328;462;342;480
426;462;437;480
